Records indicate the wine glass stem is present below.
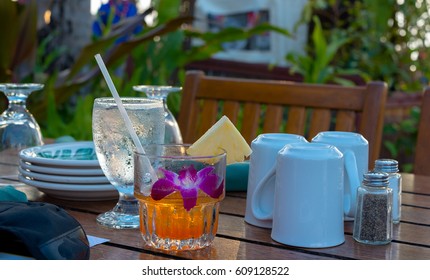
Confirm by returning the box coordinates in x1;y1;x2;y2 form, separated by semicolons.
3;96;28;117
9;99;26;106
112;192;139;215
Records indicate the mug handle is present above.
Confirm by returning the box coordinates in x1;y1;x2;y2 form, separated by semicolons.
343;150;361;217
251;164;276;220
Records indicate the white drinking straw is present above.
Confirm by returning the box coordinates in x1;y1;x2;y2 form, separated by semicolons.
94;54;145;154
94;53;157;181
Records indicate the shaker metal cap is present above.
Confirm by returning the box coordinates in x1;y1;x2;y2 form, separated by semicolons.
363;171;389;187
374;159;399;173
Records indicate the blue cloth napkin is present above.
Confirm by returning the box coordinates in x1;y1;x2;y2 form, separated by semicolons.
0;185;28;202
54;135;76;143
226;161;249;192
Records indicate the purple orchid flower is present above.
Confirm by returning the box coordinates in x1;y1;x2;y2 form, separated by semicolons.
151;165;224;211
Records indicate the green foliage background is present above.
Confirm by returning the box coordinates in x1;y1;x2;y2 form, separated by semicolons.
288;0;430;171
0;0;287;142
1;0;429;171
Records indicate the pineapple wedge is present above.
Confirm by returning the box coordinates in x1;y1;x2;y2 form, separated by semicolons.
187;116;252;164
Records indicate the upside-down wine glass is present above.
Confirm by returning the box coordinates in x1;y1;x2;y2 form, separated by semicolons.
0;83;44;164
133;86;183;144
92;97;165;229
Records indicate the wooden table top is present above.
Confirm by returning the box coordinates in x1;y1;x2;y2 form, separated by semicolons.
2;160;430;260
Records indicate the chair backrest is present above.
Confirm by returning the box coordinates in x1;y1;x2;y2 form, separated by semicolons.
414;88;430;175
178;70;388;167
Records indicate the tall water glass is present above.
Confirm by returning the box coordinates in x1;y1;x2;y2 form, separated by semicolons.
133;86;183;144
92;97;164;229
0;83;44;164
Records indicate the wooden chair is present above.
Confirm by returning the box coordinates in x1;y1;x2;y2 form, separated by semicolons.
414;88;430;175
178;70;388;167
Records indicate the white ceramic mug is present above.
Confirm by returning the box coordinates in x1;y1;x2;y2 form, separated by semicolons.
311;131;369;219
252;142;345;248
244;133;308;228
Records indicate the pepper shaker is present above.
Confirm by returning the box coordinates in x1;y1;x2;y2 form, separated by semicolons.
353;171;393;245
374;159;402;224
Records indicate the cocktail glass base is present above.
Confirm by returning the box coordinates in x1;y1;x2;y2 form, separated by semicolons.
138;198;220;251
141;233;216;251
96;200;140;229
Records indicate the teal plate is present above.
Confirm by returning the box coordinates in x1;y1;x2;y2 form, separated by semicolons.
36;147;97;161
226;161;249;192
19;141;100;167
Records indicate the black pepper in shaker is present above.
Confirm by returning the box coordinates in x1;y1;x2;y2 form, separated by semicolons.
353;171;393;245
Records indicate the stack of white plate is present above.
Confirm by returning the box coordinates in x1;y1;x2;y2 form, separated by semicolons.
18;141;117;201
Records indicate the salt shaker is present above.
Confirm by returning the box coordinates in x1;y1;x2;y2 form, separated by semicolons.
353;171;393;245
374;159;402;224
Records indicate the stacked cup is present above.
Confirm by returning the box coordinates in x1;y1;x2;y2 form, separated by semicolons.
247;131;369;248
244;133;308;228
311;131;369;221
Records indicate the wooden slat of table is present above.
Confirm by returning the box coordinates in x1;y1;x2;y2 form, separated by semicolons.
68;210;334;260
402;193;430;209
218;193;430;260
4;172;430;260
402;173;430;194
221;214;430;260
12;185;430;258
63;200;430;260
398;205;430;225
90;244;173;260
343;218;430;245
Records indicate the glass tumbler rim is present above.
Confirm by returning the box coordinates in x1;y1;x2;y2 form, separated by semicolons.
94;97;162;104
135;143;226;161
132;85;182;92
0;83;44;92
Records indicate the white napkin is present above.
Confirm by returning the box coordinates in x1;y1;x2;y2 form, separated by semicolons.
87;235;110;247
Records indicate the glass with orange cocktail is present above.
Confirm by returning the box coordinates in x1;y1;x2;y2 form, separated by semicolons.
134;144;226;251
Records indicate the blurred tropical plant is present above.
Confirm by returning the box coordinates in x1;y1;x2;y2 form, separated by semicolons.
3;0;289;141
0;0;37;83
286;16;367;85
294;0;430;171
299;0;430;92
127;0;290;115
383;106;421;172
